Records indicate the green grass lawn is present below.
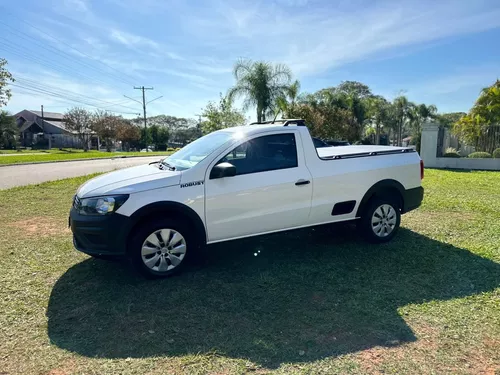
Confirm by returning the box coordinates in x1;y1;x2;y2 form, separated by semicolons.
0;169;499;374
0;148;86;154
0;150;173;165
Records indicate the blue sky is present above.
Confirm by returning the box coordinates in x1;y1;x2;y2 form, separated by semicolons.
2;0;500;120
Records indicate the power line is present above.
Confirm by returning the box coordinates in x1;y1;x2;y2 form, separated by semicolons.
0;40;126;90
0;25;135;88
15;76;141;111
101;98;141;109
0;42;142;113
10;83;140;115
11;83;140;115
0;5;139;86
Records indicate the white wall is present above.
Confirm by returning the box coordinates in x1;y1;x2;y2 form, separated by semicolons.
421;122;500;171
433;157;500;171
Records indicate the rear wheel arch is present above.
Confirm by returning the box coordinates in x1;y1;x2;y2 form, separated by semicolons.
125;201;206;253
356;179;405;217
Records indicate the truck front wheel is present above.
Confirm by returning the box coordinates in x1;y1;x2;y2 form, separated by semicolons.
130;218;193;278
359;197;401;243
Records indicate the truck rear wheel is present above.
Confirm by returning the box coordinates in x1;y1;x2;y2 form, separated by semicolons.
130;218;194;278
359;197;401;243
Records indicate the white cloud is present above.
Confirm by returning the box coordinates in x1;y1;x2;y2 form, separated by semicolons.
65;0;89;13
110;29;160;51
273;0;309;6
409;65;500;97
7;0;500;118
177;0;500;76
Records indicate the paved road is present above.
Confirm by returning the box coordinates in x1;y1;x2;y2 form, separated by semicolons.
0;156;162;190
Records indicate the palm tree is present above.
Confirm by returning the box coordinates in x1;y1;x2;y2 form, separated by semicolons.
393;96;413;146
407;103;438;151
287;80;301;110
366;95;390;145
228;59;292;122
273;80;301;120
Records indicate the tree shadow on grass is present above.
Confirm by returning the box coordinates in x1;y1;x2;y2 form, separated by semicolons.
47;225;500;368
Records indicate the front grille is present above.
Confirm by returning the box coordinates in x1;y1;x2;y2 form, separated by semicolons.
73;195;81;210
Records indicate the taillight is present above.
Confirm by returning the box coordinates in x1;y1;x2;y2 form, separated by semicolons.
420;160;424;180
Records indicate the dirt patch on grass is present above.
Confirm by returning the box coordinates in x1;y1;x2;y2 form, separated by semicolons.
45;359;76;375
8;217;70;237
355;322;499;374
355;323;439;373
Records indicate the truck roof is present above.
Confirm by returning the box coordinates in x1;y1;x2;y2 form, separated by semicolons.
220;124;296;136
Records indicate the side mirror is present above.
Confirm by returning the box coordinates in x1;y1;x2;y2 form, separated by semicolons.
210;162;237;179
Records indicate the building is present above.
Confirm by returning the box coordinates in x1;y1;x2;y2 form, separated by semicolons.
14;109;98;149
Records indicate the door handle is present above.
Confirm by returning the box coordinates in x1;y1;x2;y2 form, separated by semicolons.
295;179;310;186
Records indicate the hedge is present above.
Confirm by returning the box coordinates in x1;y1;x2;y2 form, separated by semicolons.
493;148;500;158
467;152;492;159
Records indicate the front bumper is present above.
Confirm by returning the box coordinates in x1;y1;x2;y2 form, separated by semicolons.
69;207;130;256
403;186;424;213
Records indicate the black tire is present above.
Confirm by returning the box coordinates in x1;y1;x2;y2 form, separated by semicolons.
358;196;401;243
129;217;196;279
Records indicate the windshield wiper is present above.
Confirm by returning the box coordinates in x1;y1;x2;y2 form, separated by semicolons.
159;160;176;171
149;159;175;170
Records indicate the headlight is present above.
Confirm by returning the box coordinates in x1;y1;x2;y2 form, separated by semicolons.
74;195;129;215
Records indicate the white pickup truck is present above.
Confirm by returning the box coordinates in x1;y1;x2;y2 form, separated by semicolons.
70;119;424;278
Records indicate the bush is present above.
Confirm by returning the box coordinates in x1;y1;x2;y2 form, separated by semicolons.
443;152;461;158
175;147;182;151
493;148;500;158
443;147;460;158
467;152;492;159
167;147;175;152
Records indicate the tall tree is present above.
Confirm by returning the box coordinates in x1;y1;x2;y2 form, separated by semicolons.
366;95;390;145
116;121;140;151
274;79;301;120
453;80;500;152
0;59;14;107
63;107;94;151
392;96;413;146
92;111;128;152
228;59;292;122
0;111;17;149
471;79;500;125
408;103;438;151
149;124;170;151
302;85;370;142
315;82;372;142
335;81;372;98
201;94;246;134
438;112;466;128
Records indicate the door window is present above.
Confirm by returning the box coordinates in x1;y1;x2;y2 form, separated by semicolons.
218;133;298;176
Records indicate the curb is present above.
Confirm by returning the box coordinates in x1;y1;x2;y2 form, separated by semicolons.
0;154;165;168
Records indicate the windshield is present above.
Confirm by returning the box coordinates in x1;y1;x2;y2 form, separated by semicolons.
163;131;235;171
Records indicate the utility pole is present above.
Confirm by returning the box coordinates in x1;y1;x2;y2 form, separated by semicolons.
40;105;44;133
134;86;153;129
41;104;52;149
124;87;163;130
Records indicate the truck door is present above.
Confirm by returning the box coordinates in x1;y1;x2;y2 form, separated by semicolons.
204;131;313;242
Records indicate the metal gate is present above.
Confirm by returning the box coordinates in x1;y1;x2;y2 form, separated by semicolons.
436;126;445;157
